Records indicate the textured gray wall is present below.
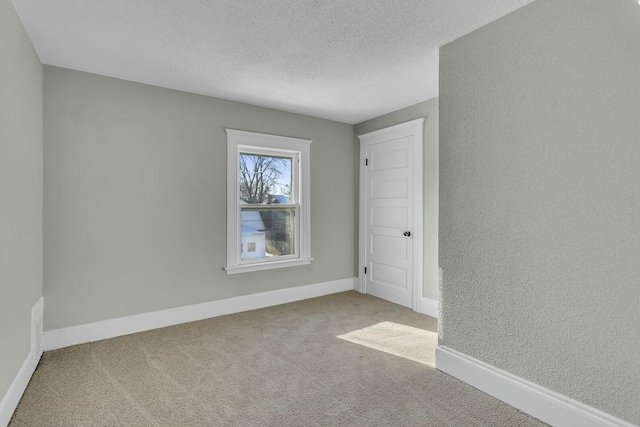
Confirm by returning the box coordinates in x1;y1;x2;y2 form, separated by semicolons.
43;66;355;330
354;98;439;300
0;0;43;401
439;0;640;423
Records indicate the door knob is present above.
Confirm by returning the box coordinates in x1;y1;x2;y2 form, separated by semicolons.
403;231;411;237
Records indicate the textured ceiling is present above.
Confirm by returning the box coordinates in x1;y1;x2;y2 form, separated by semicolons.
13;0;534;124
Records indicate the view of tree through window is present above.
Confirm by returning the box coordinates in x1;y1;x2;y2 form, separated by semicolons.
239;154;291;204
239;153;294;260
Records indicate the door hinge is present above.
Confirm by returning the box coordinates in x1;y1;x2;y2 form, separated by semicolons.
365;158;368;166
364;267;367;274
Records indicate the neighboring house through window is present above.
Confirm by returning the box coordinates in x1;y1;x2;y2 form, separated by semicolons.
225;129;312;274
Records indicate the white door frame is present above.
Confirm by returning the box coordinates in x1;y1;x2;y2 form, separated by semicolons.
357;118;424;312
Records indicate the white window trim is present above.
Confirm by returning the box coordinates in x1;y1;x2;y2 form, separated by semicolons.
225;129;312;275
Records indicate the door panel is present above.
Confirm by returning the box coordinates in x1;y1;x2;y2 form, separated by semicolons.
372;177;409;199
371;206;408;228
370;262;407;290
372;235;407;259
371;144;408;170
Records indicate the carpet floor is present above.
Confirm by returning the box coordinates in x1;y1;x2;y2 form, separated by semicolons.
10;291;547;426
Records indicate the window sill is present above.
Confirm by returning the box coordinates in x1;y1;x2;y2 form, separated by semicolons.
224;257;313;275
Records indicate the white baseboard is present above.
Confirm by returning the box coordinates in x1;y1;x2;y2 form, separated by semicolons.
436;346;637;427
352;280;438;319
44;278;355;351
0;297;44;427
0;351;35;427
417;297;439;319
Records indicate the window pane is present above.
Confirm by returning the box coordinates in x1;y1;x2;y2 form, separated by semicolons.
239;153;292;205
241;208;294;260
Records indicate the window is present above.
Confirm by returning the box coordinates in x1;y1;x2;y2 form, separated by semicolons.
225;129;312;274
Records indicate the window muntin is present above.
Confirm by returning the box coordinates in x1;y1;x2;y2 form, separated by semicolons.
226;129;311;274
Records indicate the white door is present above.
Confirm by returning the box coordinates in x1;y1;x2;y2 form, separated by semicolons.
358;119;424;309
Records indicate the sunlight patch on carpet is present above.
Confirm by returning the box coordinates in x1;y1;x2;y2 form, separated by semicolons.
336;321;436;366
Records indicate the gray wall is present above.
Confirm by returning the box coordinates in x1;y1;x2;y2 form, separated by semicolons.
439;0;640;424
354;99;439;301
43;66;355;330
0;0;43;401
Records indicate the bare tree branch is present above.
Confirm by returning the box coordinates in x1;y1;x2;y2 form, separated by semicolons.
239;154;289;204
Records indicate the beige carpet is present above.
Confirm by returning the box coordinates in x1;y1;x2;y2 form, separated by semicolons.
10;291;547;426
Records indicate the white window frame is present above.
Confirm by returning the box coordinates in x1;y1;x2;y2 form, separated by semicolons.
225;129;312;274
